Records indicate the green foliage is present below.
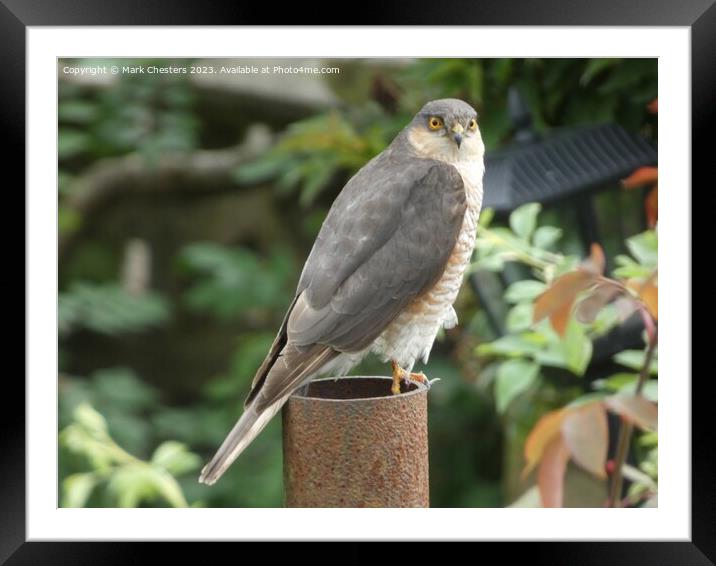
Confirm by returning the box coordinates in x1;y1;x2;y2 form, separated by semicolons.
495;359;540;414
613;230;658;279
232;58;656;206
233;109;390;206
614;349;659;375
561;318;593;376
58;58;200;238
472;205;573;279
474;201;658;508
504;280;546;303
59;368;161;455
58;59;199;163
593;373;658;403
60;403;200;507
474;204;625;414
179;243;293;320
59;282;169;338
509;203;541;241
57;57;657;509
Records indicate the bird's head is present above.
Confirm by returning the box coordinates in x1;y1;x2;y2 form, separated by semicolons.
405;98;484;163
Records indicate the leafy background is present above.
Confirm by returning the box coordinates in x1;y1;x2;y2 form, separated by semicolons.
58;58;657;508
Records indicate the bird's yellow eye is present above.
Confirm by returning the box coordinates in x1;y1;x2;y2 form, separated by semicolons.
468;118;477;130
428;116;443;130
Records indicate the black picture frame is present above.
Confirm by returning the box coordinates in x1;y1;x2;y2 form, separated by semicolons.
8;1;709;562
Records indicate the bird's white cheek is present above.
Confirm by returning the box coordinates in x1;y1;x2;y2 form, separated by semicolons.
461;134;485;162
408;129;453;161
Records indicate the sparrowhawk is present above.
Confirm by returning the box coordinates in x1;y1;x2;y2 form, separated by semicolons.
199;98;485;485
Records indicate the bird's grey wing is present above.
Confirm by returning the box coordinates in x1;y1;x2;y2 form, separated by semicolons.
287;157;466;354
248;155;466;412
244;151;401;406
201;154;466;483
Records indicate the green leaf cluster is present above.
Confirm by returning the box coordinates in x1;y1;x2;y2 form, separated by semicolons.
60;403;200;508
179;243;293;320
474;204;616;415
59;283;169;338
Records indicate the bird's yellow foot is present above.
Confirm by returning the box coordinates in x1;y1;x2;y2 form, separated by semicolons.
391;361;402;395
409;371;428;385
391;361;428;395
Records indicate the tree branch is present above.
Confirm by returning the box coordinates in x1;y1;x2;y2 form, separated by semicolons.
60;126;272;257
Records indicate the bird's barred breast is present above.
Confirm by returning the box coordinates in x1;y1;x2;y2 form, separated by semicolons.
372;160;484;370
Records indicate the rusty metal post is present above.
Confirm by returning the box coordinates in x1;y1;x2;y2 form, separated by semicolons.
282;376;429;507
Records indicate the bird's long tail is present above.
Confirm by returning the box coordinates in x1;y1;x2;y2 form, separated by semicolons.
198;395;288;486
199;343;338;485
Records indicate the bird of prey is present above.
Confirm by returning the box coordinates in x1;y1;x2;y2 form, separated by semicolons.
199;98;485;485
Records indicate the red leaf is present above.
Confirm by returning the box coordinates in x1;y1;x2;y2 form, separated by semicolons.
626;277;658;321
581;243;605;276
533;271;596;335
645;186;658;228
605;395;657;431
561;402;609;479
523;409;566;479
622;166;658;189
613;296;640;322
549;300;574;337
647;98;658;113
574;282;621;323
639;280;658;321
538;436;570;508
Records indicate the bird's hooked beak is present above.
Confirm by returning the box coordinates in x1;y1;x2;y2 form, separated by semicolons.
451;123;464;149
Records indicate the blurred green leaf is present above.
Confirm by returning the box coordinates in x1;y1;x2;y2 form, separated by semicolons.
506;302;534;333
59;100;98;124
580;58;619;86
60;402;198;508
232;154;288;185
510;203;542;241
613;255;653;279
593;372;640;392
478;333;544;358
91;367;160;410
614;349;658;375
561;319;593;376
180;243;292;320
533;226;562;249
151;468;190;508
62;473;98;508
625;230;658;268
504;281;546;304
59;283;169;338
495;359;540;414
59;207;82;235
108;464;158;508
58;129;92;159
472;254;505;272
478;207;495;228
74;402;109;437
151;441;201;476
58;171;76;196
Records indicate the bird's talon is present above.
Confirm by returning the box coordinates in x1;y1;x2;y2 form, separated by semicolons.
409;372;428;385
390;362;432;393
